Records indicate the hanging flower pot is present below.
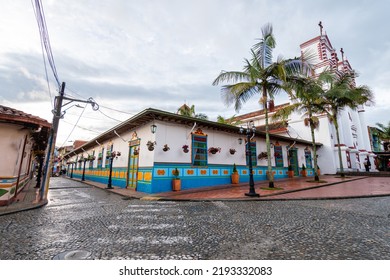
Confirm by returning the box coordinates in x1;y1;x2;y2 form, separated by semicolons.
163;144;170;152
208;147;221;154
146;141;156;151
229;148;236;155
258;152;268;160
182;145;189;153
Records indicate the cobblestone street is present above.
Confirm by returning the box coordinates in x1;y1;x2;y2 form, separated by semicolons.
1;178;389;260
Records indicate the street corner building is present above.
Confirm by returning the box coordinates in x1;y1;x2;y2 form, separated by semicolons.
0;105;51;206
63;108;319;194
62;27;378;194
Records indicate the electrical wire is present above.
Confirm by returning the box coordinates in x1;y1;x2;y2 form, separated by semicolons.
97;108;124;122
31;0;60;88
59;105;87;147
61;119;102;134
32;1;54;109
66;86;136;115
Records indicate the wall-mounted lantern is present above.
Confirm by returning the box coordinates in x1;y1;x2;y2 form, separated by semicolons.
150;124;157;134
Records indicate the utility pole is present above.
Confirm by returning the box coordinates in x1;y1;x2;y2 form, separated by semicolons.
40;82;65;201
39;82;98;201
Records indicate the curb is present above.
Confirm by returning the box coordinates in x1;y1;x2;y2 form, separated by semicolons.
144;176;373;202
0;199;48;216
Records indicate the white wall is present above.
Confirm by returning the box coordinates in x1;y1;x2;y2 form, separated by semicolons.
0;123;29;177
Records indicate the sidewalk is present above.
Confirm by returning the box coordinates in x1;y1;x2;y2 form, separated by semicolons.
0;178;47;216
2;175;390;216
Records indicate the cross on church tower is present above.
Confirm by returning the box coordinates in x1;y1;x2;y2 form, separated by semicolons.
318;21;323;35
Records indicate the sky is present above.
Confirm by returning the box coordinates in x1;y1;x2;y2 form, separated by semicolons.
1;0;389;146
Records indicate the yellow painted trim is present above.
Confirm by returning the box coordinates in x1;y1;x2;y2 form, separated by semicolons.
144;172;152;181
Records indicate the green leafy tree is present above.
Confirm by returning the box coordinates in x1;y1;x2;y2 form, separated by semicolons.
319;72;374;177
177;104;208;120
375;121;390;151
216;115;241;126
213;23;301;188
273;71;331;182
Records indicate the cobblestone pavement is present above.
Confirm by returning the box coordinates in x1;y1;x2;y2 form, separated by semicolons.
1;178;389;260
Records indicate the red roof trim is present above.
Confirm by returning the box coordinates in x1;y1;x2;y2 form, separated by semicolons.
0;105;51;128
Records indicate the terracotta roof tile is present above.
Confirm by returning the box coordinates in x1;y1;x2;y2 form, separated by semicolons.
0;105;51;128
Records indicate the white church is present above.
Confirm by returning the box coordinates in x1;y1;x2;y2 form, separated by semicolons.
236;23;375;175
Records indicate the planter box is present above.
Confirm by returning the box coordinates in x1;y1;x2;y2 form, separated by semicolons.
172;179;181;191
231;173;239;184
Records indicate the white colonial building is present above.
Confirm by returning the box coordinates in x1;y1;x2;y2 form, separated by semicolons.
63;108;318;194
0;105;51;205
236;24;375;175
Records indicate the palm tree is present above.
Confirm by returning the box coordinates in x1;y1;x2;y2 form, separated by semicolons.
177;104;208;120
319;72;374;177
272;71;330;182
213;23;301;188
375;121;390;151
216;115;241;126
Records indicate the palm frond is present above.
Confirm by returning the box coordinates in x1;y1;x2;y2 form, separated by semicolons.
212;71;250;86
271;103;300;122
252;23;275;67
221;82;258;112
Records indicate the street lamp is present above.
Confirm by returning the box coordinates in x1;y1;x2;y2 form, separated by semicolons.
239;121;259;197
81;157;87;181
70;162;74;178
150;124;157;134
106;151;121;189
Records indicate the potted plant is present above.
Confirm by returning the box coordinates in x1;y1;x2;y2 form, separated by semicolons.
147;141;156;151
229;148;236;155
172;168;181;191
163;144;170;152
182;145;189;153
231;163;239;184
258;152;268;160
88;155;96;161
208;147;221;154
301;163;307;177
111;151;121;158
288;165;294;178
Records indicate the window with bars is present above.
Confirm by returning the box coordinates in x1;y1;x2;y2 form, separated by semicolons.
98;148;104;169
192;134;208;166
105;144;113;167
305;150;312;168
274;145;284;167
246;141;257;167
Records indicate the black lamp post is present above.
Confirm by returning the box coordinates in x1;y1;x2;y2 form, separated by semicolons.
66;162;70;177
239;121;259;197
70;162;74;178
81;158;87;181
106;151;121;189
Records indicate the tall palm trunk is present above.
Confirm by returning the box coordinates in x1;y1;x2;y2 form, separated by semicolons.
308;109;319;181
334;117;345;177
264;86;274;188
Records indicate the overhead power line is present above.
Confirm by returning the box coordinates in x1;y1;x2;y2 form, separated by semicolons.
31;0;60;88
66;87;136;116
61;119;102;134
